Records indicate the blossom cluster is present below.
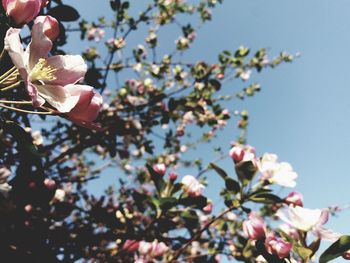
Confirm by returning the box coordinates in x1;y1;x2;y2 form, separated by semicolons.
2;0;103;129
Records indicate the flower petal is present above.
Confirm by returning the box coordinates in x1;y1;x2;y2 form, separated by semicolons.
276;205;322;232
312;227;341;242
36;84;80;112
4;28;26;72
27;21;52;70
43;55;87;86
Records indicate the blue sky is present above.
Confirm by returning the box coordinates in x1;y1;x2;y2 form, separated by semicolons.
66;0;350;261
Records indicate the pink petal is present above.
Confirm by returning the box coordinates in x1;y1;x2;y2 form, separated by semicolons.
66;85;103;122
4;28;26;72
43;55;87;86
36;84;80;113
28;21;52;70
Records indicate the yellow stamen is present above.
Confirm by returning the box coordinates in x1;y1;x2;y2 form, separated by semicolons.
29;58;58;82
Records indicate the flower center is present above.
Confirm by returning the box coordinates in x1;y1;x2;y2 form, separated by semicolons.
29;59;57;82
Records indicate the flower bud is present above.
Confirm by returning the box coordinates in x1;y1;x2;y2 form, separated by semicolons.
2;0;41;25
169;172;177;182
44;178;56;190
122;240;140;253
264;233;292;259
242;213;266;240
153;163;166;176
203;202;213;214
34;15;59;41
24;204;33;213
343;249;350;260
285;191;303;207
229;145;245;163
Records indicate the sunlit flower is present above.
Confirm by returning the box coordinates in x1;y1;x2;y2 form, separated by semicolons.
242;213;266;240
259;153;297;187
181;175;205;197
264;233;292;259
4;24;88;112
276;205;341;241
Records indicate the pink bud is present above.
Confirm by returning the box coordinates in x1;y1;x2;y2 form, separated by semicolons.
34;15;59;41
66;85;103;126
242;213;266;240
2;0;41;25
343;250;350;260
122;240;140;253
44;178;56;190
153;163;166;176
285;191;303;207
169;172;177;182
229;145;245;163
24;204;33;213
203;202;213;214
264;233;292;259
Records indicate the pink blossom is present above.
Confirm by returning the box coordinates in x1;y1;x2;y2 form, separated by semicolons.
181;175;205;197
152;163;166;176
138;240;168;258
34;15;59;41
4;23;103;126
264;233;292;259
2;0;41;25
242;213;266;240
285;191;303;207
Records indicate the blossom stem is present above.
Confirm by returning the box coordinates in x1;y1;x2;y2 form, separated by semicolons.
0;103;55;115
0;49;6;62
0;67;17;83
0;100;32;104
0;81;22;91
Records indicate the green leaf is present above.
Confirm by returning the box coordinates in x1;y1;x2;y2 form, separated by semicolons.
209;163;240;193
48;5;80;22
159;197;177;210
249;193;282;204
235;161;257;185
209;162;228;180
320;236;350;263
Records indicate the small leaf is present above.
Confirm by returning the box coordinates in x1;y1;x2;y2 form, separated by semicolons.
294;245;313;261
210;163;240;193
48;5;80;22
209;162;228;180
249;193;282;204
320;236;350;263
